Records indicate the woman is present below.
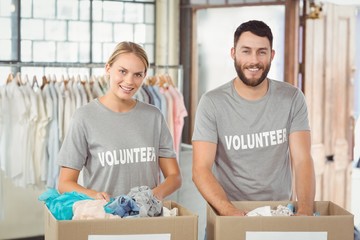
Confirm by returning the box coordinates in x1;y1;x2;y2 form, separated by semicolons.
57;41;181;202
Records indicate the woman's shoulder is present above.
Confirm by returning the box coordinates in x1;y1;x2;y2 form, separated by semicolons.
136;100;162;114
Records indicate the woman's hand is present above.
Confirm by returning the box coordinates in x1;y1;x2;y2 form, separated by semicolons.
93;191;111;202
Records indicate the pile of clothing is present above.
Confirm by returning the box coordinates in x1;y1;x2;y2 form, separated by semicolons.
38;186;177;220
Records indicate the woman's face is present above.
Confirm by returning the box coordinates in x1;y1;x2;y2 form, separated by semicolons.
106;52;146;101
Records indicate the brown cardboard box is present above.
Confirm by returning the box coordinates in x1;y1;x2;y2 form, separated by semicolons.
45;200;198;240
207;201;354;240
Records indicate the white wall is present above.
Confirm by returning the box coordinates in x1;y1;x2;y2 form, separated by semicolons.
0;171;44;239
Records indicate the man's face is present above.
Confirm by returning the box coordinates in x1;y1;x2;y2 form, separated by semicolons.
231;31;275;87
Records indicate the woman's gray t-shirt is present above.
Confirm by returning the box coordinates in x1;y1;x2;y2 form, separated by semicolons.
192;79;310;201
57;99;176;197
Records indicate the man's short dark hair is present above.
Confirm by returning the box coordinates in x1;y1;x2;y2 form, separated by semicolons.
234;20;273;48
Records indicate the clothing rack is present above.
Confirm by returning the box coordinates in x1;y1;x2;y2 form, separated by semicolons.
0;62;184;93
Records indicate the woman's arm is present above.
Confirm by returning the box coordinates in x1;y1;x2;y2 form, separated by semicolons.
152;157;182;200
57;166;111;201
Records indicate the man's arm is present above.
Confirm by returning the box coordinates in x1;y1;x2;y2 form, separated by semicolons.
289;131;316;216
192;141;245;216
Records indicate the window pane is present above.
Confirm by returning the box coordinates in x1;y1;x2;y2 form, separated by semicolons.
0;0;15;17
92;42;102;63
0;40;12;60
21;19;44;40
134;24;146;43
79;0;90;20
124;3;144;23
113;23;133;42
144;4;154;24
103;43;117;63
68;21;90;42
93;22;113;42
20;0;32;18
21;40;32;62
103;1;123;22
57;42;78;62
0;18;11;39
143;43;154;64
79;42;90;62
33;41;55;62
92;0;102;21
33;0;55;19
45;20;67;41
57;0;79;20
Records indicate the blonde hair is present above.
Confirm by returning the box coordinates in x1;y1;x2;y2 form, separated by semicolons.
106;41;149;73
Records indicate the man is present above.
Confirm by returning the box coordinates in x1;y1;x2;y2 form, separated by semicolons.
192;20;315;216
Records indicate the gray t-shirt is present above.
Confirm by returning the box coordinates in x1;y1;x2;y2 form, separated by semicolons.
57;99;176;197
192;79;310;201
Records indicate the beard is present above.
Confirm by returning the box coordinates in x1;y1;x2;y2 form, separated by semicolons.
234;59;271;87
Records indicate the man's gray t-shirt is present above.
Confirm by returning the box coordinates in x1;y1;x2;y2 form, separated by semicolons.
57;99;176;197
192;79;310;201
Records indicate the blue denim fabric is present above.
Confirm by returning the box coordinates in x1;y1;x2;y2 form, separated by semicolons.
106;195;140;218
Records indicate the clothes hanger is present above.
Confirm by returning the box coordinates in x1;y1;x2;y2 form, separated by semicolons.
32;75;40;89
6;73;14;84
41;75;49;90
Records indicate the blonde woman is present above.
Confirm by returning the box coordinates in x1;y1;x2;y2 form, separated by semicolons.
57;41;181;202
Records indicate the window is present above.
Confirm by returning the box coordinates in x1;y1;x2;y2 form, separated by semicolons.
0;0;155;82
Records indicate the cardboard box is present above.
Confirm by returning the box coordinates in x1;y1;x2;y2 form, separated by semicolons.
207;201;354;240
45;200;198;240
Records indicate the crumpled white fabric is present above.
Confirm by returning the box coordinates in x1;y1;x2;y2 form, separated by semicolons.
162;207;178;217
72;199;120;220
246;206;272;216
246;205;294;217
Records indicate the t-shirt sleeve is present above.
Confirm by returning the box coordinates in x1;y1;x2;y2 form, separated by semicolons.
159;114;177;159
57;111;88;170
192;94;218;143
289;88;311;133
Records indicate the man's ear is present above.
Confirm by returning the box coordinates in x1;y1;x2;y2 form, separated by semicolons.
231;47;236;60
271;49;275;61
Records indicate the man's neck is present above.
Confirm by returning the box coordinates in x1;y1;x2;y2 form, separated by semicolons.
233;77;269;101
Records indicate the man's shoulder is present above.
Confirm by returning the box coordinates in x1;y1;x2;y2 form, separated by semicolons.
204;80;233;99
270;79;301;96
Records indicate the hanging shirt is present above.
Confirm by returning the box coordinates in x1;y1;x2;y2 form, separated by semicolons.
47;82;60;188
5;81;27;180
168;85;188;155
33;87;49;188
41;84;53;183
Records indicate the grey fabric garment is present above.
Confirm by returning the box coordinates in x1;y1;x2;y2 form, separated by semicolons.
57;99;176;197
192;79;310;201
127;186;162;217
